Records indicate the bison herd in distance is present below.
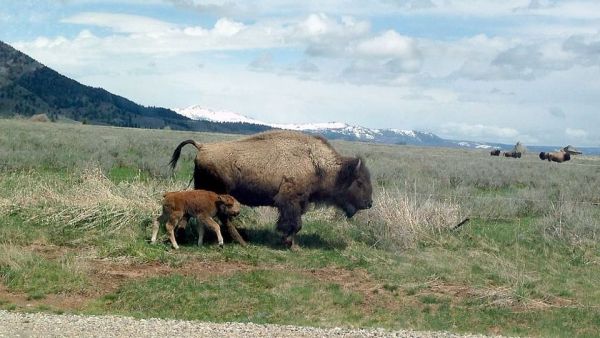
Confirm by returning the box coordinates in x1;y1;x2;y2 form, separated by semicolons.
490;148;574;163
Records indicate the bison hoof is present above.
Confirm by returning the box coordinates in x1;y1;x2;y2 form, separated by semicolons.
218;244;224;249
282;237;300;251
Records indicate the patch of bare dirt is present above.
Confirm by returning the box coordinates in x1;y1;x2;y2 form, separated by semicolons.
424;280;579;310
0;244;579;315
0;246;258;312
0;284;88;312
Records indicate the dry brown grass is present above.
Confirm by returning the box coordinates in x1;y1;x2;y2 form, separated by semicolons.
1;168;183;240
354;187;461;249
28;113;50;123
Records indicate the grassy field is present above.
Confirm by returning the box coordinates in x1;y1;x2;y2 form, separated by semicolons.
1;118;599;337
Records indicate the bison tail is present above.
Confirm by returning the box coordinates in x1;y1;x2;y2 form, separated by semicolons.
169;139;202;170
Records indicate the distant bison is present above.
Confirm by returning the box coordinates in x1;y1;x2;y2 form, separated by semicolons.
503;151;522;158
539;151;571;163
169;130;373;249
490;149;501;156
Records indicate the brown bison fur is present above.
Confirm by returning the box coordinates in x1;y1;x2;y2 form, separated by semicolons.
169;130;373;250
539;151;571;163
151;190;244;249
503;151;521;158
490;149;501;156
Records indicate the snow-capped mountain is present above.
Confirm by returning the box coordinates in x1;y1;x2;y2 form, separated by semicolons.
175;106;374;138
174;105;484;148
175;105;264;125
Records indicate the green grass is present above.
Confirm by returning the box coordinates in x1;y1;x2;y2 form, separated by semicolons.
0;251;89;299
0;119;599;337
90;270;365;326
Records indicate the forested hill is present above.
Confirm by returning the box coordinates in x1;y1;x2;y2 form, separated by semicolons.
0;41;271;134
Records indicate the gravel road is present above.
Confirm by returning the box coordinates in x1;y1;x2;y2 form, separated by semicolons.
0;310;506;338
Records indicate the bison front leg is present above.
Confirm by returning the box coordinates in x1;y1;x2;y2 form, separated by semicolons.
276;203;303;251
219;215;247;246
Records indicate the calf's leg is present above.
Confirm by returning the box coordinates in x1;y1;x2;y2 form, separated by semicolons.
166;212;183;249
151;218;160;244
151;213;166;244
199;216;224;248
193;216;206;246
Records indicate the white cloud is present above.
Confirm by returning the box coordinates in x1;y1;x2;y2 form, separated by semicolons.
518;0;600;20
248;52;273;70
213;18;246;36
565;127;588;138
295;13;370;39
441;122;521;140
548;107;566;119
62;12;176;34
355;30;418;59
447;34;599;81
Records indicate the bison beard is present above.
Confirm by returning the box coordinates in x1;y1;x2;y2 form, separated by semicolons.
169;130;374;250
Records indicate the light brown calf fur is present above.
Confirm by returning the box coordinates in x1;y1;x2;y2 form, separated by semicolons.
151;190;246;249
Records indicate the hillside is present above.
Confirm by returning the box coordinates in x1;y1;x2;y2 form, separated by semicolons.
0;41;270;134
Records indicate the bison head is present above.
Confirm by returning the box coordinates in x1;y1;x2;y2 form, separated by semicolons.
335;157;373;218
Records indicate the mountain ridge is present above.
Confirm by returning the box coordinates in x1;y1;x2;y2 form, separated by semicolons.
175;105;600;154
0;41;271;134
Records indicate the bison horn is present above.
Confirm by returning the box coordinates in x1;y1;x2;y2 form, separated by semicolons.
355;158;362;172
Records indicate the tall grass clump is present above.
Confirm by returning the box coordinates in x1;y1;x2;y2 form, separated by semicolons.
354;187;461;250
0;167;181;244
536;201;600;245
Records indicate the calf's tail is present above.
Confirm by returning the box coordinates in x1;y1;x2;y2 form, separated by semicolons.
169;139;202;170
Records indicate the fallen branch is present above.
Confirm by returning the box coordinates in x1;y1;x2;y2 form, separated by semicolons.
452;218;470;231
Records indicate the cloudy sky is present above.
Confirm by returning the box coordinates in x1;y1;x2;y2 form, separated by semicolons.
2;0;599;146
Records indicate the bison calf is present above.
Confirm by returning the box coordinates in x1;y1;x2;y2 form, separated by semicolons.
151;190;245;249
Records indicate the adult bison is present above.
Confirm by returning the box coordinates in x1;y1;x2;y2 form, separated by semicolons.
503;151;521;158
169;130;373;249
490;149;501;156
539;151;571;163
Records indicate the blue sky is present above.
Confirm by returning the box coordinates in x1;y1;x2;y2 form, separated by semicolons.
2;0;600;146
